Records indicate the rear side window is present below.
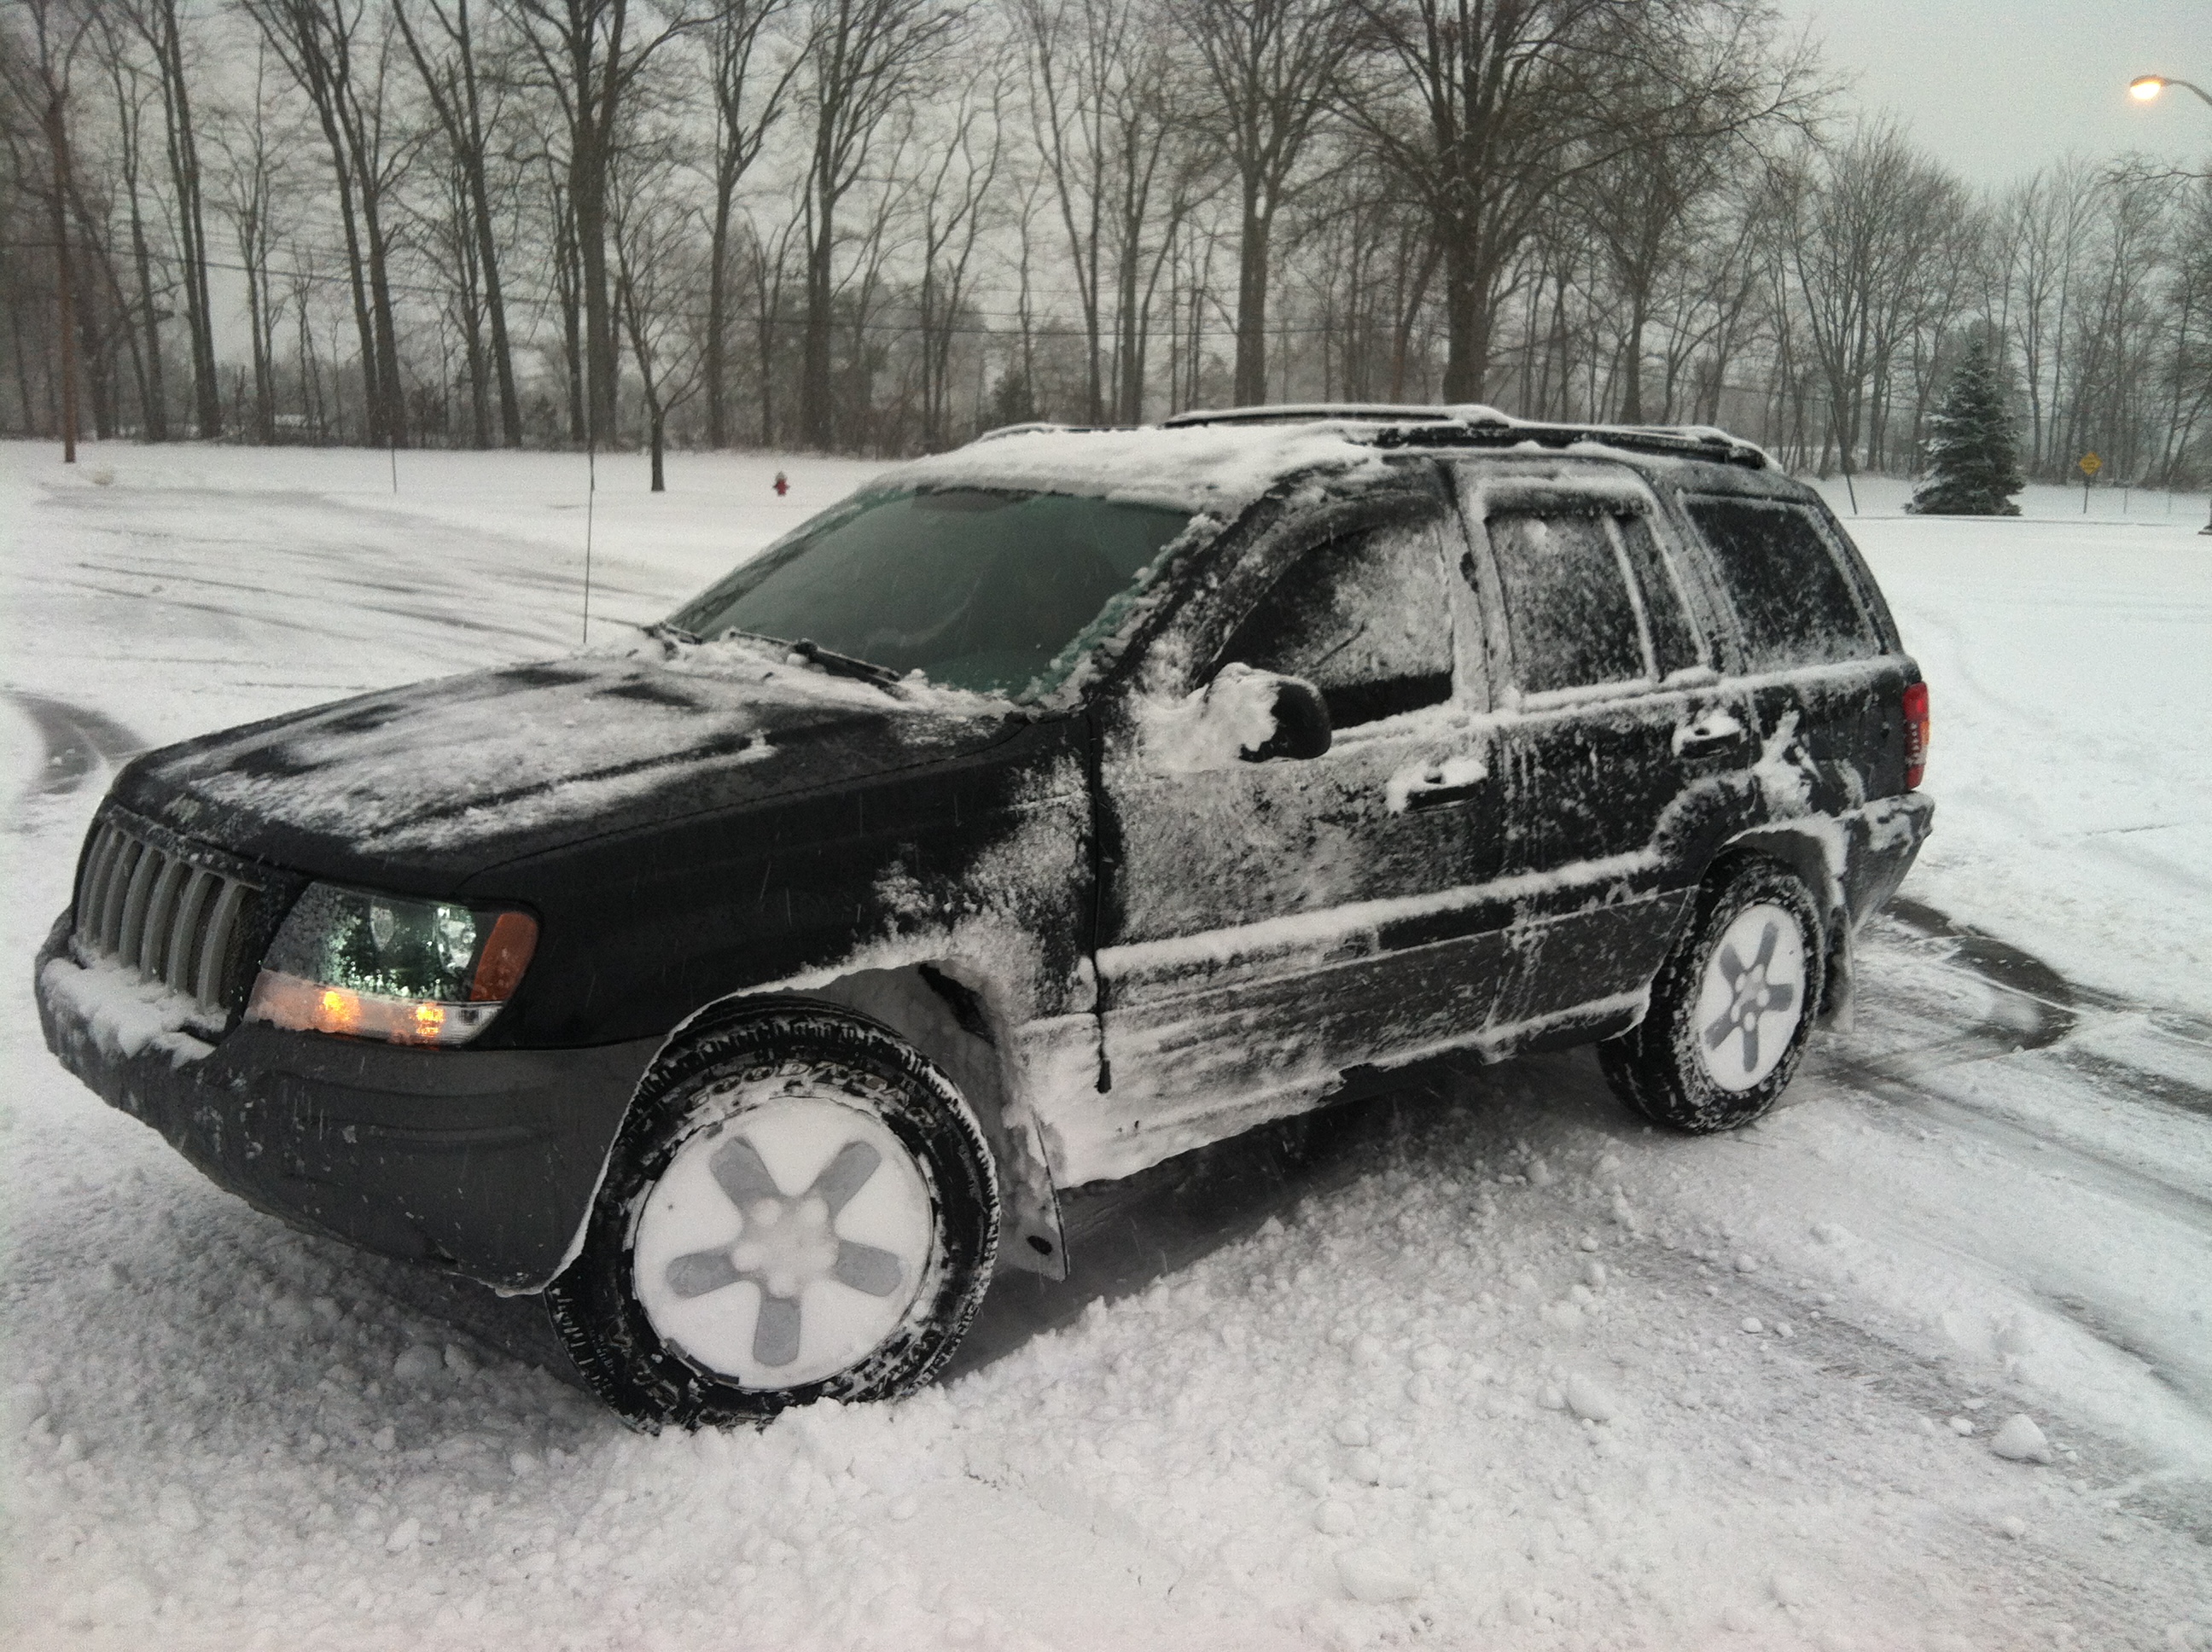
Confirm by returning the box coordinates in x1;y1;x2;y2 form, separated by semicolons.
1220;520;1454;726
1683;497;1878;669
1486;512;1647;694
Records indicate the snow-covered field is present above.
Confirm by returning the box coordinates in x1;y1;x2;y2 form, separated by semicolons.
3;441;2209;1651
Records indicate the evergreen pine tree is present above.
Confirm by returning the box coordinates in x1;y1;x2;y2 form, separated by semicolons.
1906;336;2024;515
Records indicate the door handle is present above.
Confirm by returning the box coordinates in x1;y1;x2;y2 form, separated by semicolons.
1388;754;1489;813
1673;711;1748;759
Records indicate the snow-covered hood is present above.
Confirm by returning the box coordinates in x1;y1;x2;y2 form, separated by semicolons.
109;643;1023;891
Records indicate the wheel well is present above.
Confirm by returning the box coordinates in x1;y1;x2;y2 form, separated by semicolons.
1704;830;1852;1024
672;967;1067;1281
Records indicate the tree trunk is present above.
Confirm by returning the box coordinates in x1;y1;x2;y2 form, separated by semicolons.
800;201;835;448
1440;235;1485;404
364;199;407;445
112;67;168;442
457;30;520;445
1232;188;1270;405
152;0;220;439
572;126;618;446
552;178;586;443
705;183;734;447
45;84;79;462
1618;281;1650;422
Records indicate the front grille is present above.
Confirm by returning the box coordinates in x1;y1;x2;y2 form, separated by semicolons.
72;817;270;1024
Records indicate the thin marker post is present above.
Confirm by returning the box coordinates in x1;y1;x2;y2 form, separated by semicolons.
582;439;597;648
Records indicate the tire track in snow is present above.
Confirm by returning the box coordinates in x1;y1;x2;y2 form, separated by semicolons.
3;689;144;804
1867;897;2212;1117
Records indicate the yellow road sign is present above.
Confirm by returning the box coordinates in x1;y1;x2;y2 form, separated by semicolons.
2079;451;2102;476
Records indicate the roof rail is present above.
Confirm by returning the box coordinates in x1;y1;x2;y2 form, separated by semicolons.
1160;402;1513;429
1368;418;1768;470
1157;403;1768;468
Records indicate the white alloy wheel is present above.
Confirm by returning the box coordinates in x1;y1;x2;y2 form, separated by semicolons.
1692;901;1807;1091
632;1080;936;1390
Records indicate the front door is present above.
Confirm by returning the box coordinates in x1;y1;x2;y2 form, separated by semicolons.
1085;495;1507;1176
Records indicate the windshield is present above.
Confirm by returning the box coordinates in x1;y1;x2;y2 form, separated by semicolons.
668;486;1194;698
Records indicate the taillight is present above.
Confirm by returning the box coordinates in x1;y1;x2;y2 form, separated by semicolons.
1901;681;1930;788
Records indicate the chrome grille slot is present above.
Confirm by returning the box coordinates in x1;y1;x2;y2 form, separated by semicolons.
71;818;268;1024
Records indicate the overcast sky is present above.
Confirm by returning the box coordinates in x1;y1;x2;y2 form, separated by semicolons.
1780;0;2212;186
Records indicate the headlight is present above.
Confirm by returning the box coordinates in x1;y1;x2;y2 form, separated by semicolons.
244;883;538;1047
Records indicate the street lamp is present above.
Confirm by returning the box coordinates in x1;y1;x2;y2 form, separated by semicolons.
2128;73;2212;110
2128;74;2212;532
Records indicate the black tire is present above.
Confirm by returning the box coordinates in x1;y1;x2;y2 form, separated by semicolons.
547;1001;999;1430
1598;858;1826;1133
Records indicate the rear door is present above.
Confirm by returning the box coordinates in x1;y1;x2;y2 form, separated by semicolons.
1455;465;1752;1035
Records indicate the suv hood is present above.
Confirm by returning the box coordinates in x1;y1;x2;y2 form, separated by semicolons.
110;644;1022;890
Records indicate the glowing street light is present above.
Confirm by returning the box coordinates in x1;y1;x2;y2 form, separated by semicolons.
2128;73;2212;110
2127;74;2212;533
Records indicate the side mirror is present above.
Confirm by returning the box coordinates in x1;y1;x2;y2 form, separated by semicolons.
1240;674;1331;762
1146;664;1333;771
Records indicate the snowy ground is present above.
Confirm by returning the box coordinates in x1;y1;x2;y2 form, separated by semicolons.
3;441;2209;1651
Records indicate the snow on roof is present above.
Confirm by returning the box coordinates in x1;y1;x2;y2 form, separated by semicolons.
868;422;1397;516
876;412;1772;521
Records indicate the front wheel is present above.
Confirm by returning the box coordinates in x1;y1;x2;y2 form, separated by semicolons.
547;1003;999;1429
1598;858;1826;1133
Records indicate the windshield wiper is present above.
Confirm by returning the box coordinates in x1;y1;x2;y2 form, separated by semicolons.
709;628;906;692
643;620;702;646
789;637;907;689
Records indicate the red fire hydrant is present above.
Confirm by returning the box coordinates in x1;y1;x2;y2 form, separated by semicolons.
773;471;789;497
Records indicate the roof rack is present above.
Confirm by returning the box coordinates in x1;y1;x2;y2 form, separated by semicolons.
1160;402;1515;429
1158;403;1768;470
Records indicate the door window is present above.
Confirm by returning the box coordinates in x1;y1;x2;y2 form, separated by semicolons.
1219;521;1454;727
1681;497;1878;669
1486;512;1650;694
1615;515;1705;678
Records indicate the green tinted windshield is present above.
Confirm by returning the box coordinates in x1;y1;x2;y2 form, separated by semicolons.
669;487;1193;697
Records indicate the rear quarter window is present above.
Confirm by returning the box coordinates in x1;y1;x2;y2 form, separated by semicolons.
1682;496;1880;670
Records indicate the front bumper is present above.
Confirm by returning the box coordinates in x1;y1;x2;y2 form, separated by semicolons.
36;915;661;1293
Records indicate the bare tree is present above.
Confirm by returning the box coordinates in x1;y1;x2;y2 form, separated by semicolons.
792;0;955;447
3;0;92;455
88;10;169;439
913;74;1004;448
611;143;706;487
1342;0;1803;404
1773;125;1970;473
698;0;797;447
121;0;220;437
745;195;800;443
1021;0;1211;424
501;0;696;445
1569;9;1814;420
395;0;526;443
1021;0;1132;422
242;0;414;446
1172;0;1346;404
210;43;291;443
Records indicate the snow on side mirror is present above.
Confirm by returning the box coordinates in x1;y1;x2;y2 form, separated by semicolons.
1243;675;1331;763
1142;663;1333;771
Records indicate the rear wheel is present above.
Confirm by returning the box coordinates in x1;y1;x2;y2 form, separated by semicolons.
548;1003;998;1429
1598;858;1825;1133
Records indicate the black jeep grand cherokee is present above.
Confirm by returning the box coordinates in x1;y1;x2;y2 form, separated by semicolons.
38;407;1932;1428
